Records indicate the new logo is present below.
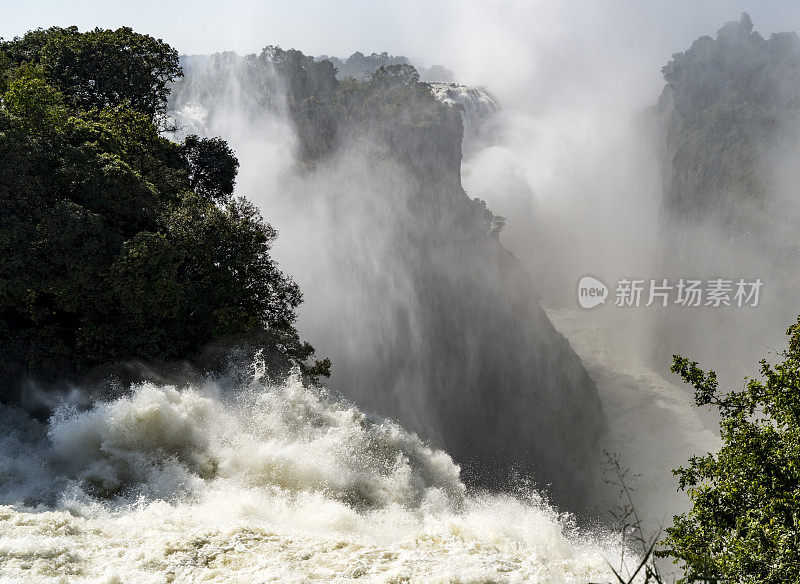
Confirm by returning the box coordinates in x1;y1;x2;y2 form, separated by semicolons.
578;276;608;309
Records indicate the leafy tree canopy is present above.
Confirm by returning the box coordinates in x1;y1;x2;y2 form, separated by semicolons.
1;26;182;120
183;135;239;202
0;27;328;400
371;64;420;86
660;318;800;583
259;45;338;103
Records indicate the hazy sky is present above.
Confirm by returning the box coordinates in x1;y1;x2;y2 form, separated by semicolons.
2;1;800;105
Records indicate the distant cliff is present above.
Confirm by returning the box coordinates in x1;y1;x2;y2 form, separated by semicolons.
655;12;800;232
650;13;800;376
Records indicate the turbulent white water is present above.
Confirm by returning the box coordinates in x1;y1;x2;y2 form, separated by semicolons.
0;363;635;583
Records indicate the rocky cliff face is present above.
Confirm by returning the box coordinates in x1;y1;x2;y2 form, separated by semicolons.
169;51;606;511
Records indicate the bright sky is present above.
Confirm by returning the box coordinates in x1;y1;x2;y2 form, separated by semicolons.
2;1;800;105
0;0;421;56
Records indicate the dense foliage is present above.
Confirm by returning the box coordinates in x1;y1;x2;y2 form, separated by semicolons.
318;51;454;83
0;27;327;399
320;51;411;80
660;319;800;583
0;26;182;122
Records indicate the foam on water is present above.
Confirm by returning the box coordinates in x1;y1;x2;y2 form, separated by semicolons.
0;365;633;583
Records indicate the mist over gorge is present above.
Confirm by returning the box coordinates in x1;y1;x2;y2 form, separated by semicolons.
168;50;605;509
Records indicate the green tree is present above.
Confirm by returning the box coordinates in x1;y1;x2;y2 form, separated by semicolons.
660;318;800;583
182;135;239;202
1;26;182;119
371;63;420;86
0;28;327;400
259;45;338;103
2;73;68;130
